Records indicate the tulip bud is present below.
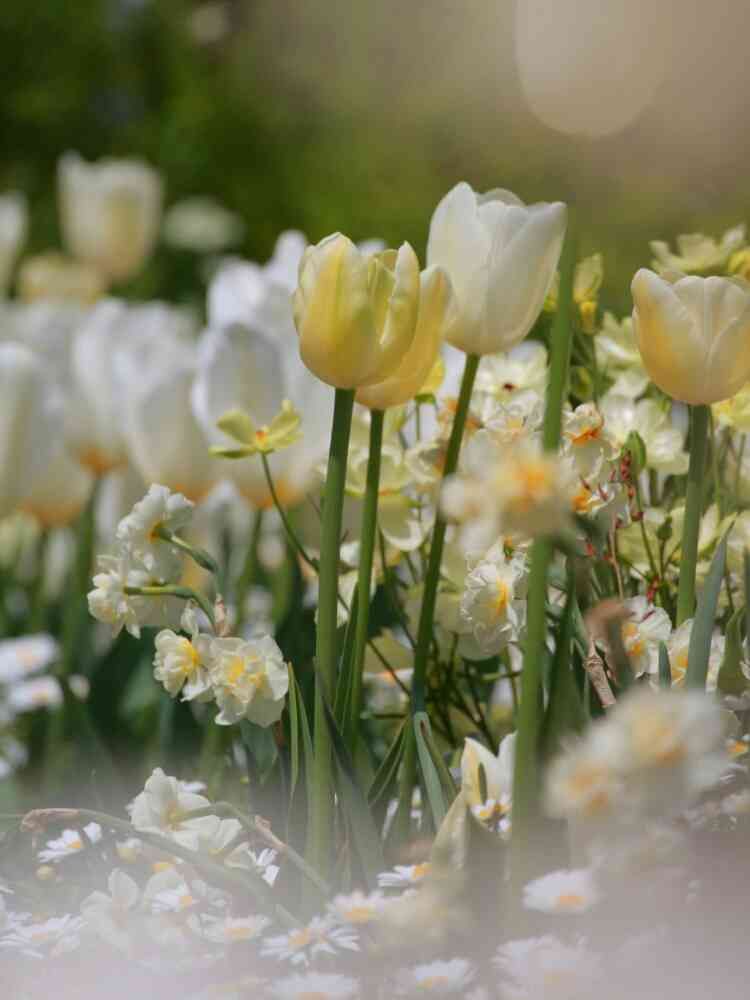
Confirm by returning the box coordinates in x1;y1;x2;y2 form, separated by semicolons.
293;234;420;389
427;183;566;356
356;266;455;410
631;269;750;405
58;151;162;285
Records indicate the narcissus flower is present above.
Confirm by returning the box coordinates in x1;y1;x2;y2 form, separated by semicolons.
650;224;745;276
153;607;214;703
631;269;750;405
58;151;162;284
427;182;566;355
293;234;420;389
356;266;455;410
209;634;289;726
213;399;301;457
116;484;194;579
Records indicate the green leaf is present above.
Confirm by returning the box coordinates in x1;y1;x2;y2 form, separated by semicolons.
240;721;278;785
686;533;728;689
658;642;672;689
288;669;315;826
368;720;407;809
541;581;586;761
414;711;457;829
318;679;384;888
744;550;750;662
717;608;746;697
334;581;359;732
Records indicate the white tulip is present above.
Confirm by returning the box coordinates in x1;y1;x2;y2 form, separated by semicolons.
0;192;27;296
21;448;93;528
631;269;750;405
0;343;64;518
427;182;566;356
58;151;162;284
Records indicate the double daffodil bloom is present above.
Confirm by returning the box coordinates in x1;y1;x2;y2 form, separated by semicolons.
293;234;420;389
631;269;750;405
356;266;455;410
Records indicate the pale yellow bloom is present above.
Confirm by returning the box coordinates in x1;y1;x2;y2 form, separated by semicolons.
293;234;420;389
546;252;603;332
356;266;454;410
713;383;750;432
631;269;750;405
650;224;745;276
213;399;301;457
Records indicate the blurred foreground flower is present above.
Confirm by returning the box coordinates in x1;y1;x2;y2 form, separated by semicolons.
162;196;244;253
0;191;27;296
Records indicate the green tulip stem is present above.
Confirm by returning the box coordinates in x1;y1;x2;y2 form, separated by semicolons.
393;353;479;840
346;408;384;750
676;404;710;625
307;386;355;884
510;221;576;878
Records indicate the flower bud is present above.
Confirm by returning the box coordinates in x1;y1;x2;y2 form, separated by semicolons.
356;266;455;410
58;152;162;285
293;234;420;389
631;269;750;405
427;183;566;356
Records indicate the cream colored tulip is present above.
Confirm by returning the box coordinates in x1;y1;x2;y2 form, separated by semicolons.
58;152;162;285
427;183;566;356
293;234;420;389
356;266;455;410
631;269;750;405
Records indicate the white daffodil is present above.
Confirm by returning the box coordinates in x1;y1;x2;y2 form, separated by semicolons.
599;392;688;474
494;935;602;998
461;733;515;834
474;341;548;402
88;553;173;639
128;768;221;850
595;311;648;397
394;958;476;996
38;823;102;864
153;609;214;703
650;224;746;276
162;196;244;254
459;543;527;657
562;402;615;479
0;635;58;685
209;634;289;726
261;916;359;966
619;596;672;677
269;972;360;1000
58;151;162;285
522;868;600;915
0;191;27;296
116;484;194;580
80;869;140;953
655;619;725;691
0;342;65;519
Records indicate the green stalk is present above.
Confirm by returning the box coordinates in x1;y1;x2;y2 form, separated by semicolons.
346;409;384;750
393;354;479;840
676;405;709;625
510;223;577;876
307;387;355;883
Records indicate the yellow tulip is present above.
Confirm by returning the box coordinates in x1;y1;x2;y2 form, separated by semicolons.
356;266;455;410
293;234;420;389
631;268;750;405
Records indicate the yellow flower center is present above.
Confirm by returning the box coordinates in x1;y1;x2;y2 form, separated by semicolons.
419;976;450;990
68;838;83;851
411;862;430;881
570;419;602;446
226;656;247;685
180;638;200;677
631;715;685;766
178;893;195;909
342;905;376;924
556;892;585;909
226;924;258;941
288;927;313;949
728;739;749;758
494;580;510;616
622;622;645;659
509;460;554;512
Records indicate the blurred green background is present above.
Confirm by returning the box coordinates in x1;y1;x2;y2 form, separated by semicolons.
2;0;747;312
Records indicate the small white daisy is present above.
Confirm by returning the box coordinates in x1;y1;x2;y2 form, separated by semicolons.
377;863;431;890
38;822;102;863
261;915;359;965
394;957;476;995
522;868;600;915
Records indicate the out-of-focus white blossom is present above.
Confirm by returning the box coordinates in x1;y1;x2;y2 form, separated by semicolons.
163;196;244;253
38;823;102;864
522;868;600;915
